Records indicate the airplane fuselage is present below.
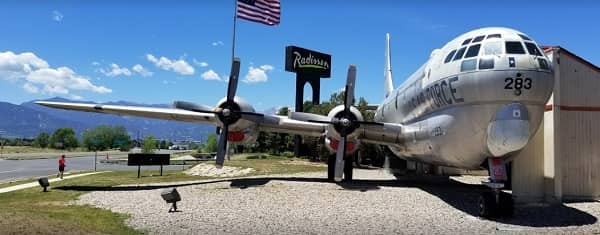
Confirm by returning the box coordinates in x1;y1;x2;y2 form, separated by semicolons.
375;27;554;169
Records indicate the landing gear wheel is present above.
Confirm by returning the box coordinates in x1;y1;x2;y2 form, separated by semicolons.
343;156;353;182
478;191;497;218
327;154;335;182
498;191;514;217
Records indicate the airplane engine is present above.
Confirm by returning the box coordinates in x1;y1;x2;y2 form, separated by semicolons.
213;96;259;144
323;105;363;155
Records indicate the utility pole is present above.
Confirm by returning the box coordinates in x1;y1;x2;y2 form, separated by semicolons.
0;130;4;159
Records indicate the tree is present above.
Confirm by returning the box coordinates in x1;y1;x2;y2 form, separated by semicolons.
202;133;218;153
33;132;50;148
159;140;168;149
141;135;157;153
112;126;131;151
50;128;79;149
277;106;290;116
82;125;131;151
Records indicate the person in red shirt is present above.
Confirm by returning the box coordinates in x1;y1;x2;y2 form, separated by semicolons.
57;155;66;179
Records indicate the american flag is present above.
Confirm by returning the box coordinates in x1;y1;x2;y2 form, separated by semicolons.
236;0;280;26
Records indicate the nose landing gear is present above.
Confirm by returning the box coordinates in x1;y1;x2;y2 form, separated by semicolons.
479;157;514;218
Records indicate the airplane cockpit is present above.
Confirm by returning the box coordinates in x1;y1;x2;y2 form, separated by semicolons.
441;31;551;73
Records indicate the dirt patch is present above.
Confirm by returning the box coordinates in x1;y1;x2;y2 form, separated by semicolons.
184;163;255;177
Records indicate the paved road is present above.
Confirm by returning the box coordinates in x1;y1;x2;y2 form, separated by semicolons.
0;150;192;183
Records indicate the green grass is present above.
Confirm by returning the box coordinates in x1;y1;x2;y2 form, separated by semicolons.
0;156;326;234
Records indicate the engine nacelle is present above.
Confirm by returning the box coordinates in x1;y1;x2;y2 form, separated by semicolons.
324;136;360;155
325;105;364;140
214;96;259;144
322;105;364;155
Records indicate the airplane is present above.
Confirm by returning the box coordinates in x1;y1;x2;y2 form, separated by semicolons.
36;27;554;218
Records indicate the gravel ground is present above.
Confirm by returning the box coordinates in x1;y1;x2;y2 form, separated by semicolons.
77;169;600;234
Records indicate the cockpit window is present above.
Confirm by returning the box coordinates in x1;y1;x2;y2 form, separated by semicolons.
464;44;481;58
462;38;472;45
518;34;531;41
453;47;467;61
483;41;503;55
505;41;526;54
444;50;457;63
487;34;501;39
472;35;485;43
525;42;542;56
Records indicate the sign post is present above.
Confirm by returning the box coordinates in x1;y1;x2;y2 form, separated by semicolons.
285;46;331;157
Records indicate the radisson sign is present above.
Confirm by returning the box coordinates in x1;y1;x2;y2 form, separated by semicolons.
285;46;331;78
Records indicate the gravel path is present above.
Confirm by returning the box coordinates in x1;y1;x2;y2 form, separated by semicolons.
77;169;600;234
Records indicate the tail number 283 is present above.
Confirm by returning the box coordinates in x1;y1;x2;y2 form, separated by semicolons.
504;77;532;90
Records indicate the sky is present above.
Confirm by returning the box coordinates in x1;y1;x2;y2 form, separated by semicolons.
1;0;599;111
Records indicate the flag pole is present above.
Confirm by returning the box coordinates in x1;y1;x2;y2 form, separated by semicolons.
231;0;238;61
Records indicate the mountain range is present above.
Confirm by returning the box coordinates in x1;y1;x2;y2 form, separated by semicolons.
0;97;216;141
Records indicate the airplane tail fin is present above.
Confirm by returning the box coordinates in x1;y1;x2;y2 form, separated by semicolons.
384;33;394;99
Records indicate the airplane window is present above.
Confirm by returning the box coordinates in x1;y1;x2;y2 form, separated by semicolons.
505;41;525;54
462;38;472;45
453;47;467;61
487;34;501;39
518;34;531;41
464;44;481;58
461;59;477;72
444;50;457;63
479;58;494;69
538;58;549;70
472;35;485;43
484;41;503;55
525;42;542;56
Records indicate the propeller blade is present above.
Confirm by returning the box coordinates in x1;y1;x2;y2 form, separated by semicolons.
289;112;330;123
173;101;215;113
357;120;384;126
215;125;228;168
344;65;357;110
226;58;241;103
334;136;346;182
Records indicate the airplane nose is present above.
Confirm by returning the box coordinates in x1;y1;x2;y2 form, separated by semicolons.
486;103;530;157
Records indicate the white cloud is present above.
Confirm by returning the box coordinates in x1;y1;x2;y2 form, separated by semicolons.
193;59;208;67
146;54;194;75
0;51;112;95
23;83;39;94
0;51;49;81
52;10;64;22
243;64;274;83
211;41;224;46
100;63;132;77
132;64;153;77
201;69;221;81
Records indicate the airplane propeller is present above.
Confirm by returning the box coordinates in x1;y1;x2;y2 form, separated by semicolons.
173;58;262;168
290;65;385;181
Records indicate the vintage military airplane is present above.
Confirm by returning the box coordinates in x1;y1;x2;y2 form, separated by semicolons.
37;27;553;218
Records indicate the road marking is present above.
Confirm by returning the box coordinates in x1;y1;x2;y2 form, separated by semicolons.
0;170;18;174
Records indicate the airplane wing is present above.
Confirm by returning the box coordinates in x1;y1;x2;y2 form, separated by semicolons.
35;101;218;125
34;101;328;138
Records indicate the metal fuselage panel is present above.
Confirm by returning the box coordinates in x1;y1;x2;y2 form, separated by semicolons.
375;27;554;169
